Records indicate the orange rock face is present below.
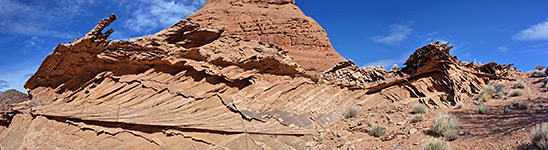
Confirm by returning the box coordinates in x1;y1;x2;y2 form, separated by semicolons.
0;1;517;149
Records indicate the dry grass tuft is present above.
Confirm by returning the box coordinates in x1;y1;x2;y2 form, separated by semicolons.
369;124;387;137
477;105;488;114
412;115;423;123
532;122;548;150
412;103;427;114
423;138;449;150
513;81;526;89
343;107;357;119
433;112;459;140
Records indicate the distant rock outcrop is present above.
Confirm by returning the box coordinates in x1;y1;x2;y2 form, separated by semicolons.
0;89;28;127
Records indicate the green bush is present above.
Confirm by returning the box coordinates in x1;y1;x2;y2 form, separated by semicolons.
478;105;488;114
433;112;459;139
513;81;526;89
370;124;387;137
412;115;423;123
343;107;357;119
532;122;548;150
412;103;427;114
509;89;523;97
423;138;449;150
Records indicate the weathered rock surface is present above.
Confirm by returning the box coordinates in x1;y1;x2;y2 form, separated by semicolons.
323;41;514;106
0;0;517;149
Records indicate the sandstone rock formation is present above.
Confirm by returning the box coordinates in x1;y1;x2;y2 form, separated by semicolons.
187;0;346;74
0;0;516;149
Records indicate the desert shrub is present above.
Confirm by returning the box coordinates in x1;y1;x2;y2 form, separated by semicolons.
532;70;547;77
518;101;529;110
443;129;459;141
479;85;497;102
370;124;387;137
412;115;423;123
433;112;459;139
455;102;464;109
343;107;357;119
391;64;399;71
477;105;488;114
423;138;449;150
412;103;427;114
509;89;523;97
488;82;504;93
531;122;548;150
513;81;526;89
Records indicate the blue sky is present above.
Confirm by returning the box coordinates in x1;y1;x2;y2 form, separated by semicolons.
0;0;547;93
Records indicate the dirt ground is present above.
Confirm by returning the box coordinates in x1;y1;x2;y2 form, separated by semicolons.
316;72;548;150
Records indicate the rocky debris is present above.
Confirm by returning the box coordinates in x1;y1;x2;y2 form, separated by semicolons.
320;41;513;107
476;62;514;77
320;60;403;89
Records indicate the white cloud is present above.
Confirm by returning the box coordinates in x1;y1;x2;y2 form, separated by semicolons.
125;0;205;33
497;46;509;53
364;59;404;70
513;21;548;41
0;64;39;93
0;80;9;92
0;0;83;38
0;20;76;38
372;24;412;44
